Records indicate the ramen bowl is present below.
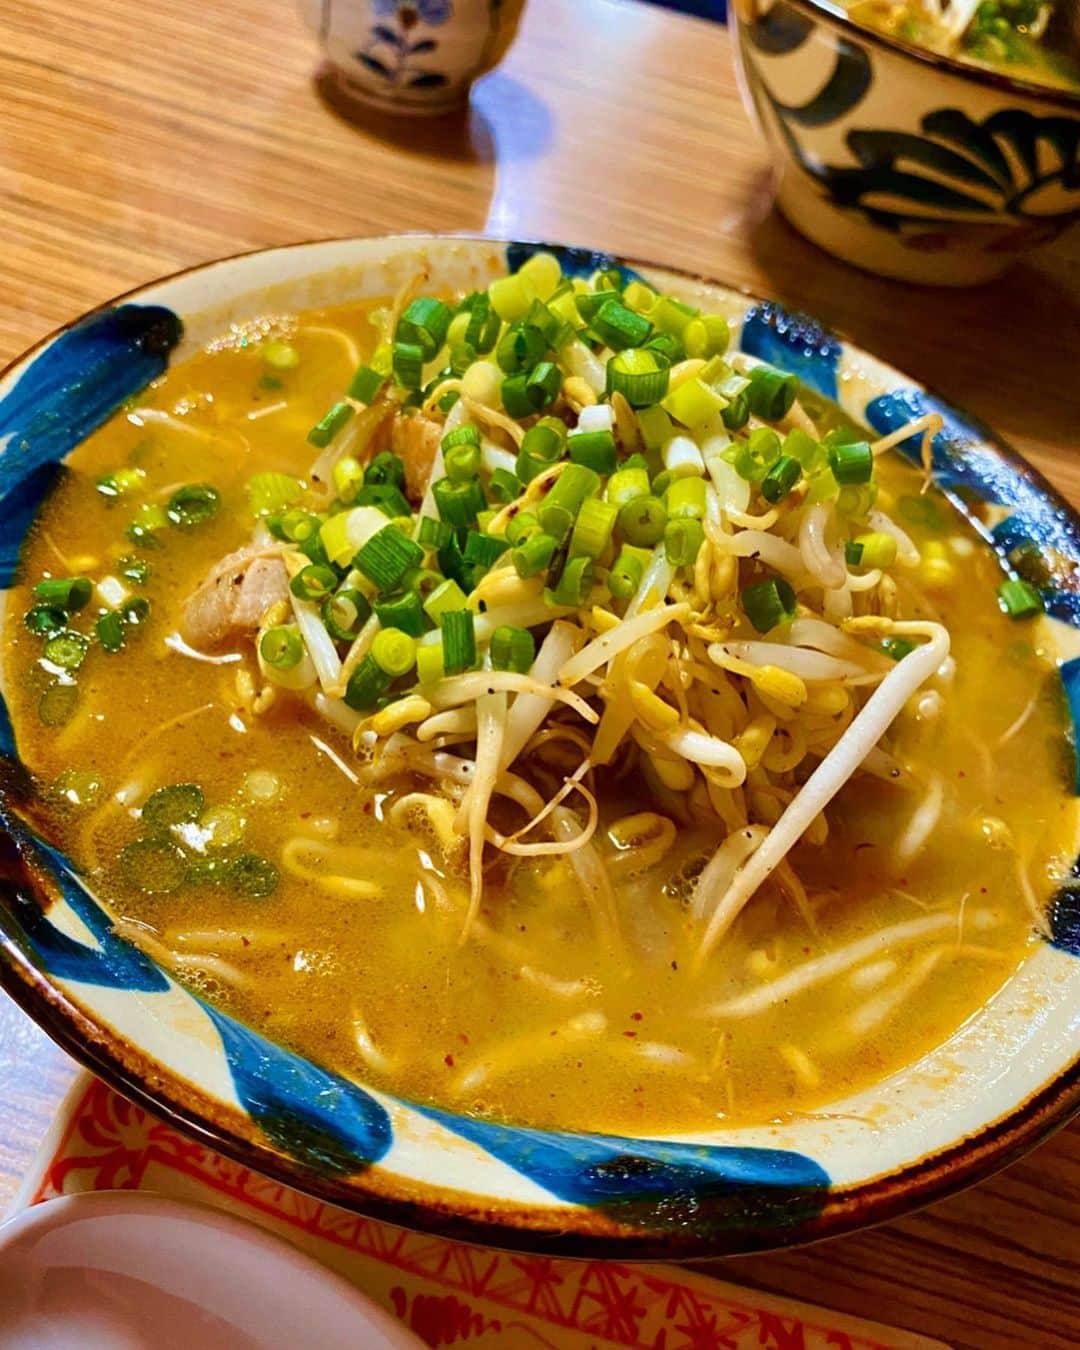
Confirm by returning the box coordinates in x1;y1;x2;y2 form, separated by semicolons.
0;233;1078;1258
731;0;1080;285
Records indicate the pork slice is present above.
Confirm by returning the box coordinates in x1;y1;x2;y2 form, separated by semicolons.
182;545;289;648
392;413;442;504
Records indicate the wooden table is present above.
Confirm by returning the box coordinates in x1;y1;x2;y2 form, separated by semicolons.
1;0;1078;1344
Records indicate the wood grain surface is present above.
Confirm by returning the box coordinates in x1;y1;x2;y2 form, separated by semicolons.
0;1;1078;1345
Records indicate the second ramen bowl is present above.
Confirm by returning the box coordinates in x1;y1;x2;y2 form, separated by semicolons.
732;0;1080;284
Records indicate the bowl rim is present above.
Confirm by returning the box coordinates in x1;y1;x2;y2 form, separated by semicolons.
1;229;1078;1259
745;0;1080;110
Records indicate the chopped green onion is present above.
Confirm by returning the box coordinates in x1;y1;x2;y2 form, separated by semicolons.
570;496;618;560
606;467;651;509
371;626;417;677
618;494;668;547
828;439;873;486
782;427;823;470
537;463;600;540
122;596;150;628
433;476;485;527
644;332;685;366
289;564;338;602
683;314;730;359
881;637;916;661
43;630;90;671
665;476;707;519
606;349;670;408
490;625;536;673
568;429;617;475
120;837;187;894
365;452;406;490
742;575;797;633
353;484;411;519
118;556;151;585
664;517;705;567
505;511;540;547
398;297;452;361
836;482;877;518
38;680;78;727
998;578;1043;620
496;323;548;375
392;340;425;390
440;609;476;675
24;604;66;637
592;300;652;351
608;544;652;600
488;468;522;503
463;531;510;571
344;653;392;710
445;441;481;483
32;576;92;612
374;590;426;636
143;782;205;828
526;361;562;410
661;377;724;430
353;525;424;590
593;266;626;292
489;273;536;323
276;508;321;544
720;391;749;431
441;425;480;452
415;641;445;685
649;295;698;336
519;251;563;299
96;466;145;499
806;466;839;504
322;588;370;641
746;365;799;422
230;854;280;898
464;293;500;353
436;537;471;591
347;364;386;403
622;280;657;313
167;484;220;528
500;375;534;419
512;532;559;578
418;515;454;550
516;420;565;482
637;405;674;452
733;427;782;483
575;289;620;324
546;555;595;607
439;388;461;414
422;577;470;621
262;340;299;371
95;610;127;654
306;400;354;449
525;298;573;349
401;566;444;600
248;472;304;517
847;531;897;569
760;454;802;505
331;457;365;505
260;625;305;670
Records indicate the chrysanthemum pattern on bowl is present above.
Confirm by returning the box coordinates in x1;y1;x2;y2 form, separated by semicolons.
0;235;1077;1259
732;0;1080;284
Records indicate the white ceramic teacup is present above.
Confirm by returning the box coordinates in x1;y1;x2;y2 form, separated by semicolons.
301;0;525;115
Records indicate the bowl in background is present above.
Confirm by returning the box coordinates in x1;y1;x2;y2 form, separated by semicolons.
731;0;1080;284
0;234;1078;1258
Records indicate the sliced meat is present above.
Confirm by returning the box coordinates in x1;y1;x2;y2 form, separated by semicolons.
392;413;443;504
182;545;289;648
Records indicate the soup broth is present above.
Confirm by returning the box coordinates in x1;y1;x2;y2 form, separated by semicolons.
4;295;1074;1135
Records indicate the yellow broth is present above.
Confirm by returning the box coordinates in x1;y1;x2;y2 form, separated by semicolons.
4;302;1074;1134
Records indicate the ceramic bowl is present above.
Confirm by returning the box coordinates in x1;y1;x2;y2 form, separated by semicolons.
731;0;1080;284
0;234;1078;1258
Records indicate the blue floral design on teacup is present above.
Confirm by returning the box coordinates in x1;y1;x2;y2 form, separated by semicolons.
360;0;454;88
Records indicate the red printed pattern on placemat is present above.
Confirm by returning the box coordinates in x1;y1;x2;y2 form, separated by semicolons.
29;1079;936;1350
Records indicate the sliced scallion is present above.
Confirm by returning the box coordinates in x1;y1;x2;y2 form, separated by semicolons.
742;575;797;633
490;625;536;673
569;496;618;559
567;429;617;475
617;494;667;547
398;297;452;361
998;577;1043;620
306;400;354;449
440;609;477;675
260;625;305;671
344;653;392;710
760;454;802;505
353;525;424;590
43;630;90;671
745;365;799;422
537;463;600;540
374;590;427;636
371;626;417;677
606;348;669;408
33;576;92;612
546;555;594;607
664;517;705;567
167;484;220;528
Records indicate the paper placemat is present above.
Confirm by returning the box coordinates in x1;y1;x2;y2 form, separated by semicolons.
10;1074;948;1349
